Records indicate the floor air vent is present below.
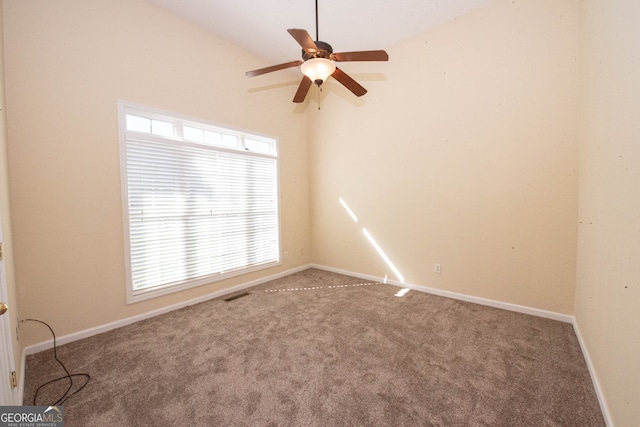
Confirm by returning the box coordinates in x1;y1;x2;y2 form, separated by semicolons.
223;292;250;302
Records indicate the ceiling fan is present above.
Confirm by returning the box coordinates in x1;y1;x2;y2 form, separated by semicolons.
245;0;389;103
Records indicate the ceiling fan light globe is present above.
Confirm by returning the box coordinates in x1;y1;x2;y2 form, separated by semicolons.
301;58;335;85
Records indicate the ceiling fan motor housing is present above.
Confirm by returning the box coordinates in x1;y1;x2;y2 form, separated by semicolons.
302;40;333;60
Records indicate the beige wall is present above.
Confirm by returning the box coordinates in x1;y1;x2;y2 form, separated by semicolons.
576;0;640;425
5;0;640;423
310;0;580;314
3;0;310;346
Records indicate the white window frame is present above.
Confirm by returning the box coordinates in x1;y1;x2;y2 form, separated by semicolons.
118;101;281;303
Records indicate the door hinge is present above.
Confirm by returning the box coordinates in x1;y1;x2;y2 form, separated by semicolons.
0;242;3;261
9;371;17;389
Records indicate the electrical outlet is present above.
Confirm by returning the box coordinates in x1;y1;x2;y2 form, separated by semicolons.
434;263;441;274
284;251;289;259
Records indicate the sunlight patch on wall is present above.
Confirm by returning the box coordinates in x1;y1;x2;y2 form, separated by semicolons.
363;228;405;283
339;196;405;283
339;197;358;223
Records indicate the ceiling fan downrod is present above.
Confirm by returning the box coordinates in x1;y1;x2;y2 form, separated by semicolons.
315;0;319;41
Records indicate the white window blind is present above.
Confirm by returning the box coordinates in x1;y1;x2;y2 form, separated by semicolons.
119;102;280;302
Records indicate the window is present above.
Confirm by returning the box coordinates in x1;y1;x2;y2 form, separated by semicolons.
118;102;280;303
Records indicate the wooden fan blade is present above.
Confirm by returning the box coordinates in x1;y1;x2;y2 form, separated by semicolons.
287;29;319;52
293;76;313;103
331;67;367;97
331;50;389;62
246;60;303;78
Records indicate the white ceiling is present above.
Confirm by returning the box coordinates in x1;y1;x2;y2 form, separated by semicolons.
146;0;495;64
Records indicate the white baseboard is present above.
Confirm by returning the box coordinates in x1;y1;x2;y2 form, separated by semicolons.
23;264;311;356
20;264;308;403
22;262;609;424
311;264;614;424
571;319;614;426
310;264;573;323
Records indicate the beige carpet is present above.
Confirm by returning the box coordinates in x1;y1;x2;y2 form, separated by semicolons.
23;268;604;426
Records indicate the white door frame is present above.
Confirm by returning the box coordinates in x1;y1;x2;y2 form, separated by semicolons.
0;214;18;405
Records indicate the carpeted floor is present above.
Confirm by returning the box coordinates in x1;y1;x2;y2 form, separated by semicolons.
23;268;604;426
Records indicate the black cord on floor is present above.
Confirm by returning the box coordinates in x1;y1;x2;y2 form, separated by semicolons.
22;319;91;406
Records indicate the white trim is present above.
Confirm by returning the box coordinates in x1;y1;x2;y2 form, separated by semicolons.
118;100;279;146
127;261;283;304
23;265;310;356
117;100;281;305
311;264;613;423
571;319;614;426
310;264;573;323
18;346;26;405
